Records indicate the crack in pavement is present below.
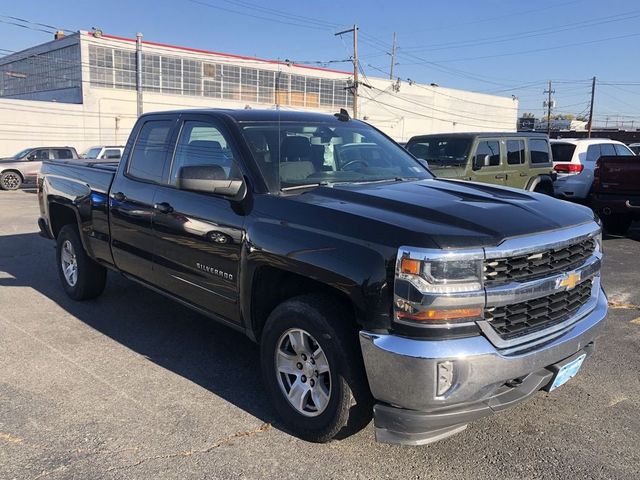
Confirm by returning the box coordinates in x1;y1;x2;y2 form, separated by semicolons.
106;423;272;473
608;300;640;310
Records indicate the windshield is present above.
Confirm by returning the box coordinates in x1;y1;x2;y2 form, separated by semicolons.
11;148;32;159
406;137;471;167
551;143;577;162
241;121;431;191
81;147;102;158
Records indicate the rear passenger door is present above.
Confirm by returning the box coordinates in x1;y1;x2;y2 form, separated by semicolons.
503;139;528;189
151;114;246;323
110;115;178;283
471;139;505;186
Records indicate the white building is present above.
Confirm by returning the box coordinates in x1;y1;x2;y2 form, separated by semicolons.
0;31;518;156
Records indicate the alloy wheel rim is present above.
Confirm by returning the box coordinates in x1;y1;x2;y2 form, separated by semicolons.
60;240;78;287
275;328;331;417
3;173;19;189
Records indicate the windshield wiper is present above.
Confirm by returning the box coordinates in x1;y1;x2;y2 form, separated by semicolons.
280;182;329;192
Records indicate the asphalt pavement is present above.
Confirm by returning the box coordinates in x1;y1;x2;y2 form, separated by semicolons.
1;189;639;479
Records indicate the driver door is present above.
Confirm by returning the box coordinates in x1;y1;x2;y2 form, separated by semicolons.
471;139;506;186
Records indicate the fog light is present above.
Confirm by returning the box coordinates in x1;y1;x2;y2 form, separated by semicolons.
437;361;454;397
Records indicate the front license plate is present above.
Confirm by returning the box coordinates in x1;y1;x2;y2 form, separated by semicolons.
550;354;587;391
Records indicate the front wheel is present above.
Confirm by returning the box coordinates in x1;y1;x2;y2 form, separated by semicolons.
56;225;107;300
0;171;22;190
260;294;372;442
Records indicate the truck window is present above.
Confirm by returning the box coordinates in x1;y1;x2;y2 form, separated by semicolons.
529;139;550;163
170;121;239;185
128;120;174;183
104;149;122;159
506;140;525;165
33;149;50;160
53;149;73;159
474;141;500;167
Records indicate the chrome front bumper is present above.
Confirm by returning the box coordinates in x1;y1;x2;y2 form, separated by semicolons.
359;286;608;445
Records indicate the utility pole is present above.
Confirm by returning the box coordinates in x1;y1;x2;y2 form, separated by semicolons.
335;25;359;119
389;32;397;80
544;80;555;135
587;76;596;138
136;32;143;117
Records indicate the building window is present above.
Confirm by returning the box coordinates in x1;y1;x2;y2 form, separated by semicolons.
89;45;114;88
275;72;289;105
182;59;202;96
222;65;240;100
305;77;320;107
203;62;221;98
258;70;274;104
142;54;161;92
290;75;305;106
113;49;136;90
161;56;182;94
333;80;348;107
319;79;334;106
240;67;258;102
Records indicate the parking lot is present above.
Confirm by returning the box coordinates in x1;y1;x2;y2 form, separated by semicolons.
1;189;639;480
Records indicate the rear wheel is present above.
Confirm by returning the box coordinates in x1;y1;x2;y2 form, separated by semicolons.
56;225;107;300
602;215;632;235
260;294;372;442
0;171;22;190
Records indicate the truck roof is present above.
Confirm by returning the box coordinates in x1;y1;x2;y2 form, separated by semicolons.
408;132;548;141
140;109;354;124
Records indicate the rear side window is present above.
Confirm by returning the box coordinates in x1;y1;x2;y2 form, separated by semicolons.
52;149;73;159
407;142;429;160
529;139;550;163
506;140;525;165
551;143;576;162
600;144;616;156
586;144;601;162
128;120;174;182
104;149;122;159
614;144;634;156
475;140;500;167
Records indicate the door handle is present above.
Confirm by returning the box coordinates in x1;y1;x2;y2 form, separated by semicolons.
112;191;126;201
494;174;506;179
519;172;528;177
154;202;174;214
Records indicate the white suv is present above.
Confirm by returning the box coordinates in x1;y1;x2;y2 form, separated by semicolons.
551;138;635;200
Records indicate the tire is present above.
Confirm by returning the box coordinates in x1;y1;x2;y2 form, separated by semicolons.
260;294;373;443
0;171;23;190
56;225;107;300
602;215;632;235
533;181;554;196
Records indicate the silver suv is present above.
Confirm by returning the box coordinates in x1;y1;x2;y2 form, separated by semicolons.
0;147;78;190
551;138;634;200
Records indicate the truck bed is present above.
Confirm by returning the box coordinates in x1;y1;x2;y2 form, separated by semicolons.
41;159;117;194
594;156;640;195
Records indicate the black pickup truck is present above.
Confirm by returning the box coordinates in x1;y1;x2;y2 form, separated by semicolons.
38;109;607;445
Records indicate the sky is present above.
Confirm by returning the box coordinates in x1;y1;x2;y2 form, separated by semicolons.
1;0;639;128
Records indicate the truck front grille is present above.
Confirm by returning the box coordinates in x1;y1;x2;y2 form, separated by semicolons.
485;279;593;340
484;238;596;286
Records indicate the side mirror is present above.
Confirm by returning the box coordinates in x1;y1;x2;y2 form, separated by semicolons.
177;165;245;198
473;154;491;170
416;158;430;170
27;154;37;161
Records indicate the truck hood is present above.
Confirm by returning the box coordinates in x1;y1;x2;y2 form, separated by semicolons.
0;158;24;167
286;178;596;249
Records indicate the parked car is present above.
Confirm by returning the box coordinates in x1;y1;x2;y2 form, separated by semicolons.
590;155;640;234
551;138;634;200
628;143;640;155
38;109;606;446
80;146;124;160
405;132;555;194
0;147;78;190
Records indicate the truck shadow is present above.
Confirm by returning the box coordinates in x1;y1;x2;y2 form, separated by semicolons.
0;232;280;431
602;221;640;242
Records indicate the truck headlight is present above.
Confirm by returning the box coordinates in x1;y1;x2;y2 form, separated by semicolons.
399;257;483;293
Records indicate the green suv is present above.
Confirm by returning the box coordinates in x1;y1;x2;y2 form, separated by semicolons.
405;132;555;194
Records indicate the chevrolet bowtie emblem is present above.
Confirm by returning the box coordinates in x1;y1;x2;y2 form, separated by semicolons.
557;272;581;290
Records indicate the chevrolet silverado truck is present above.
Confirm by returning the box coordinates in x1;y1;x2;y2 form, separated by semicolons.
590;155;640;234
38;109;607;446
